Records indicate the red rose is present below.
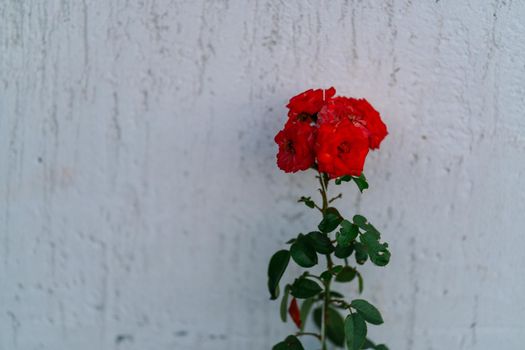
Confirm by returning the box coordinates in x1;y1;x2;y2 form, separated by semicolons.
288;297;302;329
318;97;388;149
286;87;336;124
315;119;369;178
274;122;315;173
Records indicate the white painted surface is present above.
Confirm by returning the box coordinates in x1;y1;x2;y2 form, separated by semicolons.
1;1;525;349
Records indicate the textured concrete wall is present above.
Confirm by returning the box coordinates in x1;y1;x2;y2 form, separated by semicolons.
1;1;525;349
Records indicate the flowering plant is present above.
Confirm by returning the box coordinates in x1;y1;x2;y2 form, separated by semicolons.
268;88;390;350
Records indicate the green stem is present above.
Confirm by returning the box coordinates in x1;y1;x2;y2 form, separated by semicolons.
318;171;332;350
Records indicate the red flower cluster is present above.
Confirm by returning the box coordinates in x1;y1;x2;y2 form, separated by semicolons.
274;88;387;178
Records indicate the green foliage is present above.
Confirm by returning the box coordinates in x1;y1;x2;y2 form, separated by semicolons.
290;234;318;268
313;307;345;347
268;173;390;349
318;207;343;233
357;272;364;294
334;173;369;192
360;232;390;267
299;298;316;331
336;220;359;247
344;313;367;350
353;242;368;265
350;299;384;325
280;285;290;322
334;243;354;259
290;277;323;299
298;196;316;209
363;338;389;350
306;231;334;254
272;335;305;350
268;250;290;300
352;174;369;193
335;266;357;283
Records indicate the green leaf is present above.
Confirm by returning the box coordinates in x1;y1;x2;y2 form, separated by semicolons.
345;313;367;350
352;214;368;228
362;338;376;349
318;208;343;233
334;243;354;259
325;290;344;299
290;235;318;268
335;266;356;282
290;277;323;299
298;196;316;209
357;272;364;293
363;223;380;238
280;285;291;322
272;335;305;350
360;232;390;267
336;220;359;247
330;265;344;275
306;231;334;254
351;299;384;325
353;173;369;193
320;271;332;283
354;242;368;265
268;250;290;300
313;307;345;346
335;175;352;185
299;298;316;331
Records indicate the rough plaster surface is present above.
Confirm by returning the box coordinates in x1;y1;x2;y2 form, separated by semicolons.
1;1;525;349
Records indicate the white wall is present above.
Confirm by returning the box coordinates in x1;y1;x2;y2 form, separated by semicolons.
1;1;525;349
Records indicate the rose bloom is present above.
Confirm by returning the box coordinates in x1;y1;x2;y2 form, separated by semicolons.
317;97;387;149
286;87;336;125
315;119;370;178
274;122;315;173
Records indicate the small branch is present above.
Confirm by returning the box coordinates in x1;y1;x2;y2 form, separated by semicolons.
296;332;322;340
328;193;343;203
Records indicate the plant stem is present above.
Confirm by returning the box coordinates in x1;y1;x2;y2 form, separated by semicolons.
296;332;322;340
318;171;332;350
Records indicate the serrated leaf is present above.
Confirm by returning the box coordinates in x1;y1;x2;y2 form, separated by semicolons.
290;235;318;268
313;307;345;347
351;299;384;325
272;335;305;350
306;231;334;254
318;208;343;233
268;250;290;299
345;313;367;350
335;266;356;282
299;298;316;331
290;277;322;299
280;285;290;322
